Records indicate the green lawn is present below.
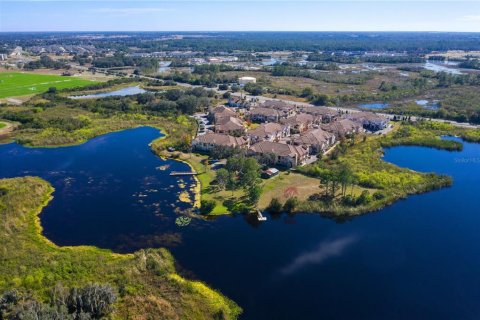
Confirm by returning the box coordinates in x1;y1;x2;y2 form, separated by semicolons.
0;122;6;129
0;72;97;98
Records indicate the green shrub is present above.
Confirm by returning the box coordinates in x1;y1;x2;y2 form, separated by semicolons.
267;198;282;213
200;199;216;215
283;197;299;213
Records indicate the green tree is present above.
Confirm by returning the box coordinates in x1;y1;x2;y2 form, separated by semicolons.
247;183;263;207
267;198;282;213
283;197;299;213
216;168;229;191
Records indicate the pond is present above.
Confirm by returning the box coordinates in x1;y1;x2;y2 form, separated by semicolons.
69;86;147;100
415;99;440;110
2;127;480;319
424;61;463;75
158;61;172;73
359;102;389;109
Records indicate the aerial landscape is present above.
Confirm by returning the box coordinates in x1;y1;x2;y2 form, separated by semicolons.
1;0;480;319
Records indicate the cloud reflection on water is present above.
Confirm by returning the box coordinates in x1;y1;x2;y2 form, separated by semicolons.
279;235;358;276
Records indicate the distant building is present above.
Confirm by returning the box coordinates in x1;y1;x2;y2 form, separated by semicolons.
239;76;257;86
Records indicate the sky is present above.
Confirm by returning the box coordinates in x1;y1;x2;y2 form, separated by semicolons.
1;1;480;32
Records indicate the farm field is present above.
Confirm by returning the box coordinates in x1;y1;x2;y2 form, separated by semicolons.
0;72;98;98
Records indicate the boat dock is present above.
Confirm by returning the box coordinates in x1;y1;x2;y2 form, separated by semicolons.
257;209;267;221
170;171;198;176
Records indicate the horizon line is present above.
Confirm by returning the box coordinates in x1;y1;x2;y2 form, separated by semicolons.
2;30;480;33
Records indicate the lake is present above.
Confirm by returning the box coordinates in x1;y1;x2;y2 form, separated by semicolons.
424;61;463;75
1;127;480;319
416;99;440;110
69;86;147;100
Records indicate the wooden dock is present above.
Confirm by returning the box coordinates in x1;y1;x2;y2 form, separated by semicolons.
256;209;267;221
170;171;198;176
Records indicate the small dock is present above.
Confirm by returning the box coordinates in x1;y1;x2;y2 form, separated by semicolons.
170;171;198;176
256;209;267;221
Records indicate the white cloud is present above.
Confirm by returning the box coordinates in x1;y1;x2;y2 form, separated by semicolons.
92;7;171;15
279;235;358;276
462;15;480;22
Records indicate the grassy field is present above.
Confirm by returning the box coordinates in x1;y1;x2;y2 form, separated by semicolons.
296;124;455;216
0;72;97;98
0;176;241;319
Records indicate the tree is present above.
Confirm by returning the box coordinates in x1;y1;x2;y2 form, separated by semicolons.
216;168;229;191
176;95;198;114
267;198;282;213
247;183;263;207
301;87;314;98
200;200;216;214
244;83;263;96
238;158;261;188
337;164;353;197
283;197;299;213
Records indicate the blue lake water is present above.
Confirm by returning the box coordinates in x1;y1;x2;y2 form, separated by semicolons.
69;86;147;99
1;127;480;319
359;102;389;109
416;99;440;110
424;61;462;75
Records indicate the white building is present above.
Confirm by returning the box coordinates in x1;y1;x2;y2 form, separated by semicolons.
239;76;257;86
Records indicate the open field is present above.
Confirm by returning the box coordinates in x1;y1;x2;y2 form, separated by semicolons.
0;72;98;98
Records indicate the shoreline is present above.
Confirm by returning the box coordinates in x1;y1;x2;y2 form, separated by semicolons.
0;176;241;318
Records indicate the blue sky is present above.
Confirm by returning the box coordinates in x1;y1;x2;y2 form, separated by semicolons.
1;1;480;32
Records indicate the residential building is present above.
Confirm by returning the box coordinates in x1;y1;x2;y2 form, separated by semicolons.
249;141;309;168
214;116;246;136
193;133;249;152
300;106;339;123
281;113;316;133
247;123;290;143
291;128;336;154
249;107;282;123
239;76;257;85
228;97;251;109
209;105;237;122
346;112;389;131
321;119;363;139
261;100;297;117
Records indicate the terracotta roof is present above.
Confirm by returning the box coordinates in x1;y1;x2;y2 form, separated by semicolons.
250;141;308;157
215;117;245;131
321;119;360;135
211;105;236;117
301;106;339;117
282;113;314;126
194;133;247;147
250;107;281;117
248;123;287;137
293;128;334;145
261;100;295;110
346;111;388;123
